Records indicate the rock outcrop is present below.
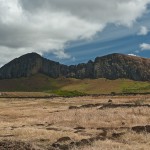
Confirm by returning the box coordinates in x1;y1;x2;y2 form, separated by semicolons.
0;52;150;81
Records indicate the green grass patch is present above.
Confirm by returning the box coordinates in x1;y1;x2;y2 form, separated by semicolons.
122;81;150;93
47;90;86;97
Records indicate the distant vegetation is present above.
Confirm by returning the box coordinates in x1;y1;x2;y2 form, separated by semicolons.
47;90;86;97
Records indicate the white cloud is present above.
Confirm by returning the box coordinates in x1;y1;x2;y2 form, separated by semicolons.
140;43;150;50
0;0;150;66
128;54;137;57
138;26;149;35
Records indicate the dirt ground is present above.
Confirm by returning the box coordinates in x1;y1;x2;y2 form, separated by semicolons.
0;95;150;150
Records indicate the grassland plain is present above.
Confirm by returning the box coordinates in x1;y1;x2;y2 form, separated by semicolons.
0;95;150;149
0;74;150;95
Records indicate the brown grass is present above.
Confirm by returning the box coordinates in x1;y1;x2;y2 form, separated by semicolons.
0;95;150;149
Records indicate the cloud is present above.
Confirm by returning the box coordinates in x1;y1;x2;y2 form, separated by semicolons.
138;26;149;35
140;43;150;50
0;0;150;66
20;0;150;26
128;54;137;57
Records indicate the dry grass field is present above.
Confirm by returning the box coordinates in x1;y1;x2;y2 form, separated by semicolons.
0;94;150;150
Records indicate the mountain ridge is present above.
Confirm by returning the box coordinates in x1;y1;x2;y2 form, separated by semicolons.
0;52;150;81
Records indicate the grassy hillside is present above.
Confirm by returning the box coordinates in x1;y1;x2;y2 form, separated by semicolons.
0;74;150;94
60;78;150;94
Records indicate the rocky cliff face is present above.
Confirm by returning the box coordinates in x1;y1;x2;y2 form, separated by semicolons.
0;53;64;79
93;54;150;81
0;53;150;81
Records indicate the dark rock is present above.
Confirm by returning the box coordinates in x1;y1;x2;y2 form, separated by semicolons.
0;141;40;150
74;127;85;130
108;99;112;103
70;142;75;145
112;132;125;138
100;103;150;109
35;123;45;126
56;137;72;143
132;125;150;133
52;143;60;148
69;106;79;109
46;128;60;131
88;136;100;143
122;122;125;126
99;130;107;137
80;104;95;108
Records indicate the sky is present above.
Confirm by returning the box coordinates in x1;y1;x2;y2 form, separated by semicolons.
0;0;150;66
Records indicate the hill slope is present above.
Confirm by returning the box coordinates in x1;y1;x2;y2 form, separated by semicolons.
0;74;150;94
0;53;150;81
